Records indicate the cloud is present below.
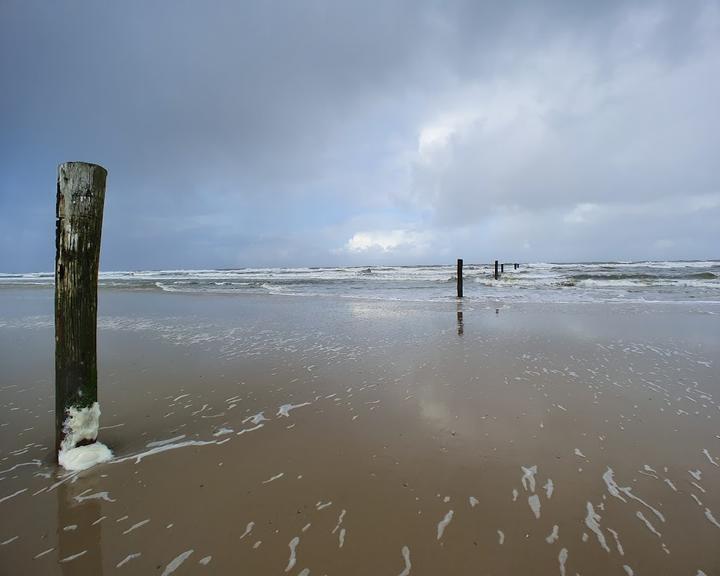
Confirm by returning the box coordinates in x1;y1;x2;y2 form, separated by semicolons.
0;0;718;270
344;229;433;254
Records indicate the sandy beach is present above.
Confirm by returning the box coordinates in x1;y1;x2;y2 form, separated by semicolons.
0;288;719;574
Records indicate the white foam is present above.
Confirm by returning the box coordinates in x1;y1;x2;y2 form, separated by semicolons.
602;467;665;522
469;496;479;508
702;449;718;467
34;547;54;559
545;525;559;544
607;528;624;555
0;488;27;504
75;489;115;503
161;550;193;576
243;412;268;425
585;502;610;552
239;522;255;540
497;530;505;544
636;511;661;537
521;465;538;492
398;546;411;576
623;565;634;575
123;519;150;535
59;442;113;471
705;508;720;529
113;439;220;464
528;495;541;519
285;536;300;572
60;550;87;563
1;536;19;546
544;479;554;499
262;473;284;484
147;436;186;448
558;548;568;576
198;556;212;565
60;402;101;453
117;553;141;568
436;510;454;540
277;402;311;417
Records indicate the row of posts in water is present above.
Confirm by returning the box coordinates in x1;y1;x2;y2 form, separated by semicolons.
456;259;519;298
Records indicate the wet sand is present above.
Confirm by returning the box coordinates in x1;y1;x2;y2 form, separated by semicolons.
1;289;719;575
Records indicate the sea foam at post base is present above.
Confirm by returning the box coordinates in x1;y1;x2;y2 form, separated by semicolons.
2;261;719;304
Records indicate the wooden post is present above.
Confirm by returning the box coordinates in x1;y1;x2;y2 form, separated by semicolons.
514;263;518;270
494;260;499;280
457;258;463;298
55;162;107;459
501;263;504;274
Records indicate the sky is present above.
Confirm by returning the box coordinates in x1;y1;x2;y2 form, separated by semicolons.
1;0;719;272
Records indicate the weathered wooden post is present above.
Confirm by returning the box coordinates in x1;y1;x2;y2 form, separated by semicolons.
494;260;499;280
501;263;505;274
457;258;463;298
514;263;518;270
55;162;107;464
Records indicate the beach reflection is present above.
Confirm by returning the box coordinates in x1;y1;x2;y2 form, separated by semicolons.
456;302;464;336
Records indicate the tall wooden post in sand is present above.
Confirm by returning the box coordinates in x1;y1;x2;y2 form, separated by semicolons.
494;260;499;280
55;162;107;458
457;258;463;298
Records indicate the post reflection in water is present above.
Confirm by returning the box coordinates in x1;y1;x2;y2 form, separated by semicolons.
456;302;464;336
58;474;104;575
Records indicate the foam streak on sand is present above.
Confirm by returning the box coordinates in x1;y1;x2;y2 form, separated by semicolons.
262;473;284;484
0;488;27;504
544;479;554;498
113;439;222;464
147;435;186;448
528;494;542;519
123;519;150;535
701;449;718;467
285;536;300;572
602;467;665;522
585;502;610;552
559;548;568;576
161;550;193;576
546;525;559;544
436;510;454;540
239;522;255;540
277;402;312;417
60;550;87;563
398;546;411;576
521;465;538;492
117;553;141;568
75;489;115;503
704;508;720;529
607;528;625;555
636;511;661;537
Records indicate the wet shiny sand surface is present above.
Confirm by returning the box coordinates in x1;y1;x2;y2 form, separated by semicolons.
1;290;719;575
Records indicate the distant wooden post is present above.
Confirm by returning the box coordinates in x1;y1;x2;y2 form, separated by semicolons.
55;162;107;459
494;260;499;280
514;263;518;270
457;258;463;298
501;263;504;274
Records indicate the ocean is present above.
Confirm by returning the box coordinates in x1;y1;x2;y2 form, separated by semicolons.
1;260;719;304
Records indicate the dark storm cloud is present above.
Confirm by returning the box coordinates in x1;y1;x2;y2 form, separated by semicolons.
1;0;718;270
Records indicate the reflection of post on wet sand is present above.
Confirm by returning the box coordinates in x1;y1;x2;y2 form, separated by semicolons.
456;301;464;336
57;474;104;575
